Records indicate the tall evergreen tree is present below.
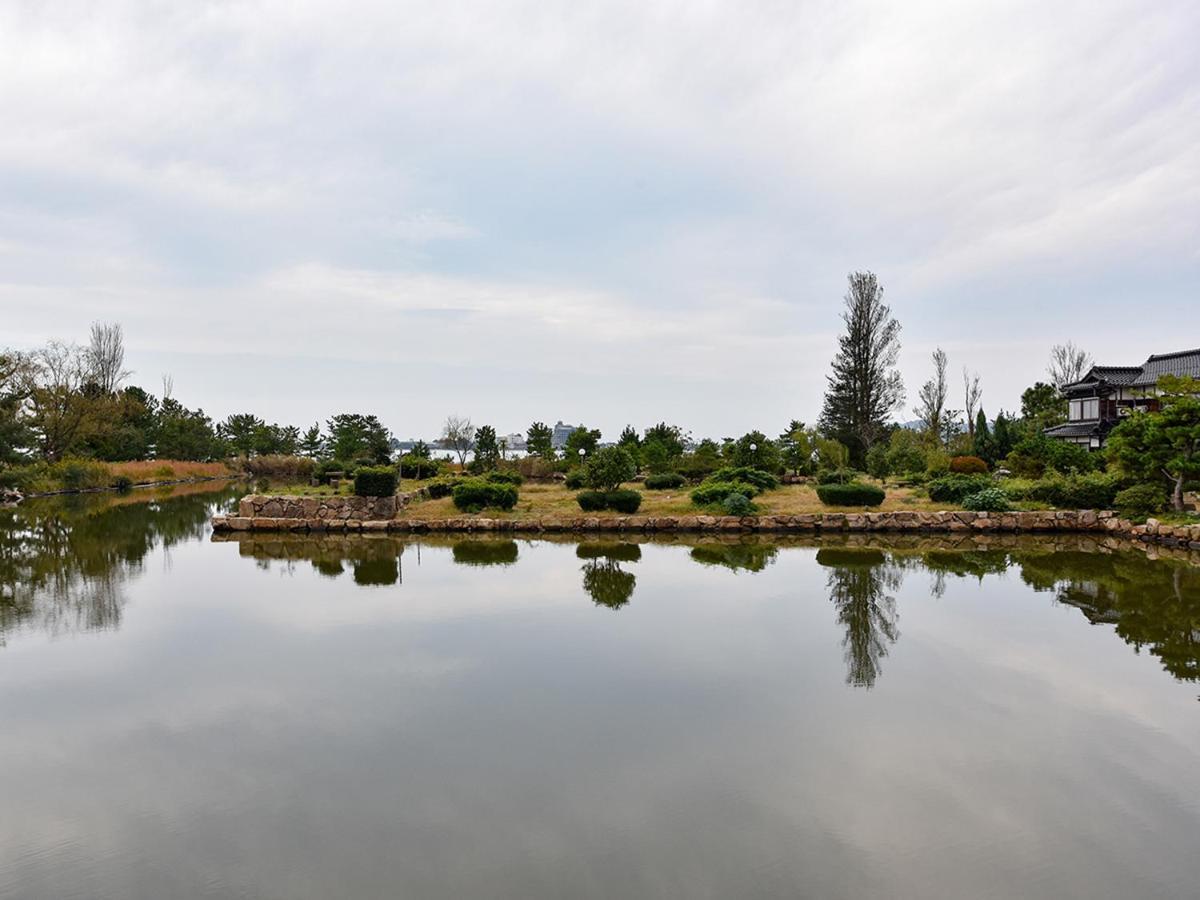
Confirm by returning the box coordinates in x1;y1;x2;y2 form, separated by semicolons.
818;272;904;465
525;421;554;460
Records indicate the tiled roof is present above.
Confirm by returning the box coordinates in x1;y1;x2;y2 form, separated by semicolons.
1043;421;1102;439
1088;366;1143;385
1130;349;1200;386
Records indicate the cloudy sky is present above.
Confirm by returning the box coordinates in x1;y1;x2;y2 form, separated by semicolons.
2;0;1197;441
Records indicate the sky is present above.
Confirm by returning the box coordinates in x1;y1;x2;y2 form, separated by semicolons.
2;0;1198;442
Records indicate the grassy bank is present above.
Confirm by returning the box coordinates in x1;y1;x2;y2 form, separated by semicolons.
2;458;235;495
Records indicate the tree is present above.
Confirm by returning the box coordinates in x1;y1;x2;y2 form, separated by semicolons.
1048;342;1092;390
729;431;781;472
156;398;218;460
1021;381;1065;429
643;423;686;460
526;421;554;461
409;440;431;459
86;322;132;394
25;341;95;461
779;420;816;475
0;352;34;469
939;409;965;451
328;413;392;463
640;439;671;474
884;427;928;477
442;415;474;468
913;347;949;442
1106;376;1200;511
818;271;904;465
866;444;890;483
563;426;601;464
972;409;993;462
963;368;982;439
471;425;501;472
992;411;1017;462
583;446;636;492
815;437;850;470
300;423;324;458
617;425;641;464
217;413;265;457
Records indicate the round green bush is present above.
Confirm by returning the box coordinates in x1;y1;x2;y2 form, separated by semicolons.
816;482;886;507
961;487;1011;512
564;470;586;490
582;446;637;492
707;466;779;491
721;493;756;516
1114;483;1167;521
425;476;463;499
354;466;397;497
926;474;992;503
605;489;642;513
451;480;518;512
485;470;524;486
396;455;440;480
690;480;761;506
950;455;989;474
644;472;686;490
576;490;608;511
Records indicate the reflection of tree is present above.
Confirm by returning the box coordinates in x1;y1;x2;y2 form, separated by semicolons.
581;560;636;609
452;540;519;567
689;542;778;573
0;486;240;643
353;557;398;586
576;542;641;563
816;548;902;689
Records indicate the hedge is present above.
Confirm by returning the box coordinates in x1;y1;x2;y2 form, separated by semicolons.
451;479;519;512
575;489;643;513
354;466;397;497
722;493;756;516
576;490;607;511
1027;473;1119;510
485;470;524;486
961;487;1010;512
644;472;686;490
816;482;886;507
397;455;440;479
426;476;464;499
706;466;779;491
926;473;992;503
1114;483;1167;521
691;480;761;506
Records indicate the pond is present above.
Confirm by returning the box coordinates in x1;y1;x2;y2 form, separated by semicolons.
2;485;1198;899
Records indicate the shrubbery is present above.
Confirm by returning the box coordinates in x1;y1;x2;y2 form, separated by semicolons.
817;468;858;485
515;456;557;479
582;447;637;492
950;455;989;474
426;476;464;499
644;472;685;490
1026;472;1119;509
315;458;352;483
576;490;608;511
1114;483;1167;521
451;479;519;511
575;488;642;513
926;473;993;503
816;482;886;507
111;474;134;492
564;470;586;490
707;466;779;491
397;455;440;479
691;480;761;506
485;470;523;486
354;466;397;497
722;493;757;516
961;487;1010;512
1005;435;1096;478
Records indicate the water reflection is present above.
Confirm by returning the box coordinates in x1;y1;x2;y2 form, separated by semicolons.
0;483;241;643
689;541;778;572
452;540;520;567
816;548;902;689
576;542;640;609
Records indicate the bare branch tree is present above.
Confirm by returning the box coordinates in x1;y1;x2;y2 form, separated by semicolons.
442;414;474;468
914;348;949;441
1047;342;1092;390
963;367;982;438
161;373;174;401
86;322;132;393
27;341;93;461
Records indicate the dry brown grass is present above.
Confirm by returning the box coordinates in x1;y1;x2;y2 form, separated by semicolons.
109;459;233;482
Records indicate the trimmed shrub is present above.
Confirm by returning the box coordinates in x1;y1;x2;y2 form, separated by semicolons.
485;470;524;486
451;479;519;512
1028;472;1119;509
707;466;779;491
426;476;463;499
817;468;858;485
722;492;757;516
950;455;989;474
691;481;761;506
564;469;586;490
644;472;685;490
605;489;642;513
926;474;992;504
397;455;440;480
961;487;1011;512
576;490;608;511
1114;483;1167;521
354;466;397;497
816;482;886;507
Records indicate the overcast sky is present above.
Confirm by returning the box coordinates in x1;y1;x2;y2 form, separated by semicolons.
2;0;1197;441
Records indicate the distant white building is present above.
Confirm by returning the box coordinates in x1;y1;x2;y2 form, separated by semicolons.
551;420;577;449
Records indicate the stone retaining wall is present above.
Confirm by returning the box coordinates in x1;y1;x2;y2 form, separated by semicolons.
237;493;397;521
211;508;1200;550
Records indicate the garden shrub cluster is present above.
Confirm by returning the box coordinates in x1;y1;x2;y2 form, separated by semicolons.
1025;472;1119;510
396;455;440;479
961;487;1011;512
949;455;989;474
564;470;586;490
575;488;642;513
816;468;859;485
815;482;886;507
451;479;519;512
644;472;686;490
485;470;523;486
926;473;993;503
1113;483;1167;521
354;466;397;497
722;493;757;516
691;480;762;506
707;467;779;491
426;476;464;499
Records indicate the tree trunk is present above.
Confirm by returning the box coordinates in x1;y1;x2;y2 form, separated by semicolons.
1171;472;1185;511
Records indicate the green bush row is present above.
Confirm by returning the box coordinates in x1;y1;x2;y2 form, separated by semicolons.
643;472;686;490
691;480;762;506
816;482;886;507
451;480;519;512
354;466;397;497
576;489;642;513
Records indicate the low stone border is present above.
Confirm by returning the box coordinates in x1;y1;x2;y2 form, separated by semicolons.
210;509;1200;551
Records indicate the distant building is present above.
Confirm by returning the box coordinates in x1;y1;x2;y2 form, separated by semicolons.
551;420;577;449
1045;348;1200;450
500;433;526;452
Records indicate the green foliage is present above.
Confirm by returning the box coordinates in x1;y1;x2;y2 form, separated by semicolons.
617;425;642;465
950;455;989;474
397;454;440;479
816;468;858;485
1114;483;1168;522
354;466;397;497
866;444;890;481
722;492;757;516
884;428;929;477
1021;381;1066;429
576;490;608;511
111;474;134;492
728;431;782;472
469;425;501;473
1106;384;1200;510
299;423;324;458
564;469;586;490
706;466;779;491
676;439;722;480
582;447;637;492
426;476;464;499
961;487;1011;512
691;480;761;506
451;479;518;511
815;437;850;470
926;473;993;503
1027;472;1119;509
642;422;686;459
816;482;886;507
243;455;315;481
563;426;601;464
156;399;219;461
525;422;555;460
326;413;392;464
644;472;685;490
485;469;523;486
1006;434;1096;478
779;420;817;475
640;439;672;474
605;489;643;513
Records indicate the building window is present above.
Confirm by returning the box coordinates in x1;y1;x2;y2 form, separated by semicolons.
1069;398;1099;421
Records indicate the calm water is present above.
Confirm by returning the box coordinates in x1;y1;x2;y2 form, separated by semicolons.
2;485;1199;899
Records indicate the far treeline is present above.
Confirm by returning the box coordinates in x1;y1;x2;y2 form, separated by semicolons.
2;273;1198;512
